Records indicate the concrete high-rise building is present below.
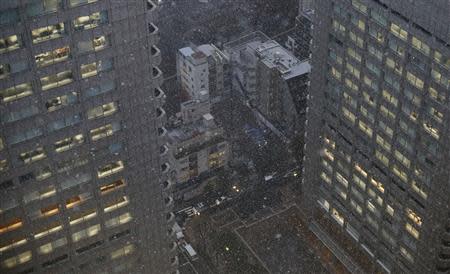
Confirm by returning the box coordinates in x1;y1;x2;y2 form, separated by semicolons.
0;1;176;273
177;44;230;100
227;35;310;139
303;0;450;273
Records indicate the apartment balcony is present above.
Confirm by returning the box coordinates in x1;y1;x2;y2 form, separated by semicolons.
156;107;166;120
154;87;166;105
166;212;175;223
146;0;158;21
152;66;163;86
169;241;177;252
164;195;174;208
151;45;161;65
158;127;167;137
148;22;160;44
162;180;173;191
160;144;169;156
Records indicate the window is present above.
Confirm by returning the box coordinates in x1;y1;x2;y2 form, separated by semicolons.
35;46;70;67
332;19;346;35
69;209;97;226
0;159;7;173
330;66;341;80
376;135;391;152
411;180;428;200
72;224;101;242
363;75;378;91
54;134;84;153
48;114;81;132
38;237;67;255
40;70;73;91
19;147;46;164
411;36;430;56
73;11;108;31
370;10;387;26
390;23;408;41
86;79;115;97
347;47;362;63
351;16;365;31
8;127;43;145
23;185;56;204
0;82;33;103
349;31;364;48
1;105;39;123
81;59;113;78
111;244;134;260
431;68;449;87
329;49;343;65
0;218;23;235
351;0;368;14
346;63;360;79
100;179;126;195
0;238;27;254
369;25;385;44
375;150;389;166
434;50;450;69
406;71;424;90
359;121;373;137
26;0;61;17
87;102;118;120
69;0;99;7
0;60;28;79
405;223;420;239
394;150;411;168
78;35;109;53
97;161;124;178
66;193;92;209
34;223;62;239
388;39;405;57
104;196;129;213
57;157;89;174
392;165;408;182
90;122;121;141
331;208;345;226
342;107;356;124
428;86;446;104
0;8;19;26
32;22;65;44
46;92;78;112
0;34;21;54
105;212;132;228
61;172;91;190
2;251;31;269
382;89;398;107
362;91;376;107
385;57;403;75
368;44;383;61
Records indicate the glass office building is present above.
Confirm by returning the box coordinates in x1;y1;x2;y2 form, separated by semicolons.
0;1;175;273
303;0;450;273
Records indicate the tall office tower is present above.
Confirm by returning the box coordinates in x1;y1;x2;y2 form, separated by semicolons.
303;0;450;273
0;1;176;273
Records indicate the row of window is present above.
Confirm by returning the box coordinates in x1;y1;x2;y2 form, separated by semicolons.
0;58;113;104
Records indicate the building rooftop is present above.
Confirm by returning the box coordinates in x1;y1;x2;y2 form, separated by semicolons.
168;114;219;144
254;40;310;78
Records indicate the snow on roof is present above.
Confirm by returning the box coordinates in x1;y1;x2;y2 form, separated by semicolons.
179;47;195;57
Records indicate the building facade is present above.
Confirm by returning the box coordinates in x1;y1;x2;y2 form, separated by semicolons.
303;0;450;273
177;44;230;101
0;1;176;273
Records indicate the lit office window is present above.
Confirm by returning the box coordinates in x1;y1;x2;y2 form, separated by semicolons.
73;11;108;31
390;23;408;41
0;83;33;103
0;218;23;235
34;223;63;239
45;92;78;112
104;196;130;213
87;102;118;120
105;212;133;228
38;237;67;255
0;34;21;54
78;35;109;53
31;22;65;44
97;161;125;178
54;134;84;153
100;179;126;195
90;122;121;141
111;244;135;260
19;147;47;164
411;36;430;56
35;46;70;67
40;70;73;91
72;224;101;242
1;251;31;269
23;185;56;204
80;59;113;79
